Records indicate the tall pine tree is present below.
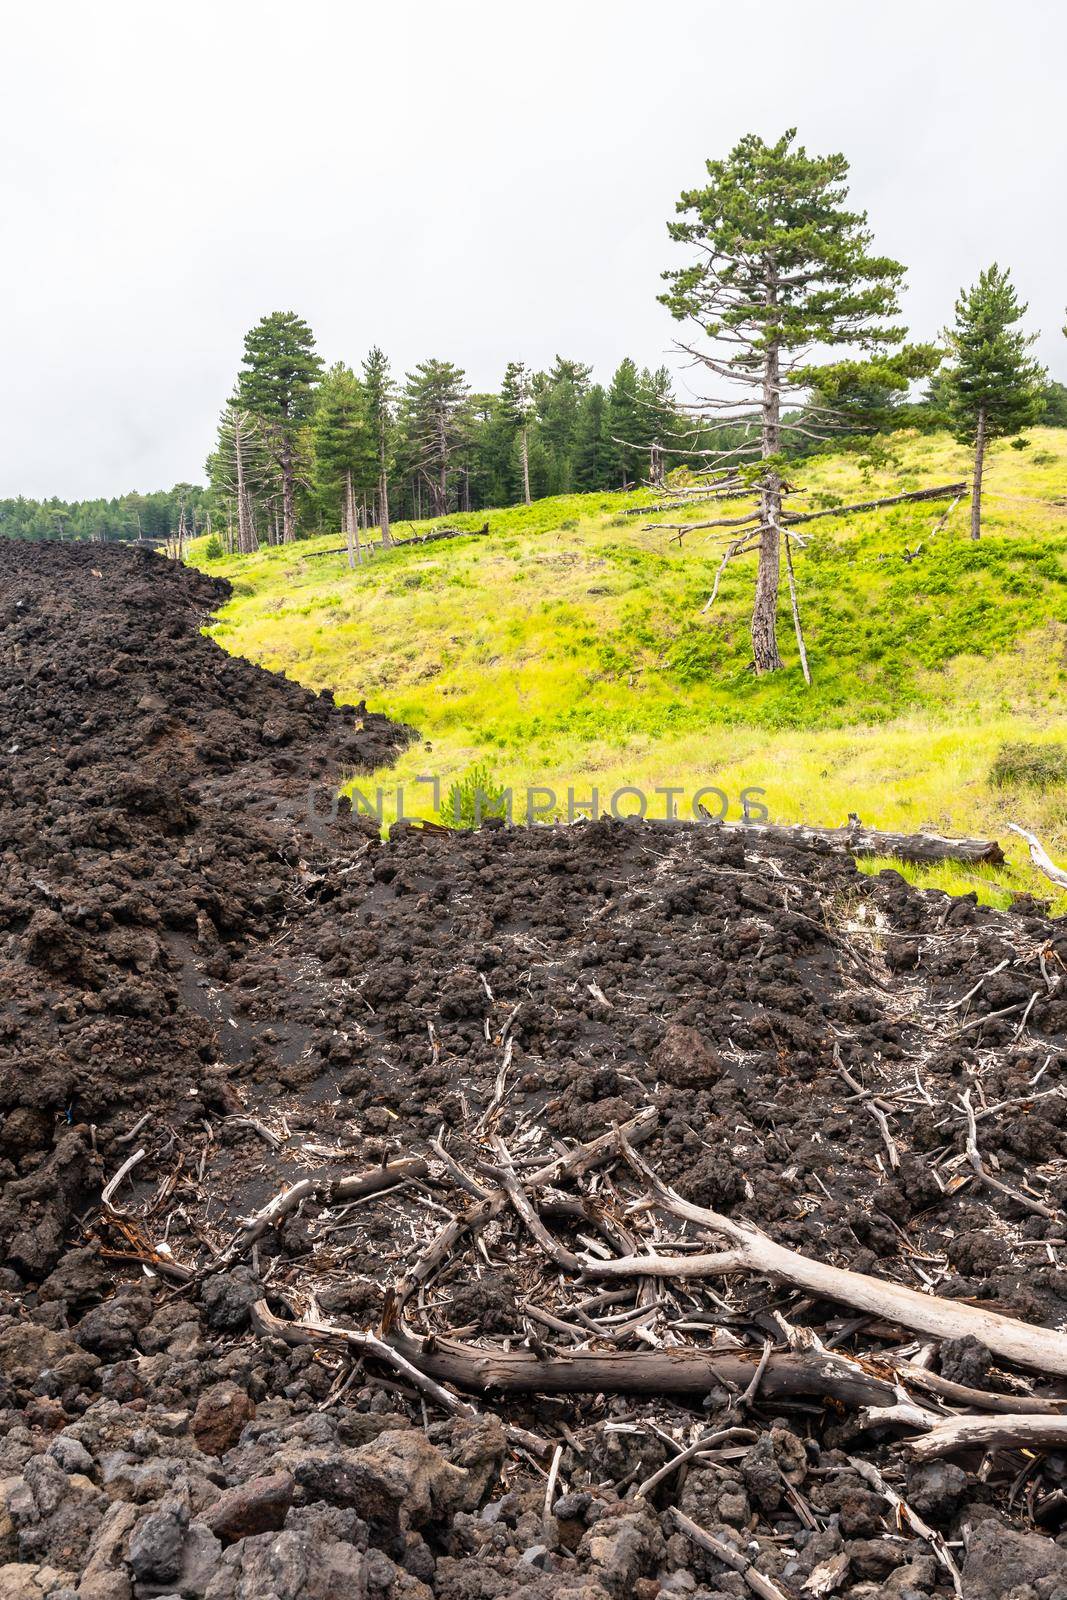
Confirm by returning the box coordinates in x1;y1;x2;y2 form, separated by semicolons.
312;363;370;565
534;358;592;495
940;266;1044;538
607;358;644;488
500;361;535;505
236;311;323;542
573;385;611;491
660;130;905;674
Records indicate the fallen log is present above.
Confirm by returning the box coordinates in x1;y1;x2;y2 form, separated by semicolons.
782;482;969;526
460;816;1005;867
907;1413;1067;1463
300;524;490;560
586;1134;1067;1377
389;1333;897;1405
251;1300;896;1406
709;820;1005;867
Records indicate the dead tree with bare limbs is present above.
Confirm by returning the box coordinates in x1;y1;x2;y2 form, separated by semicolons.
208;405;272;555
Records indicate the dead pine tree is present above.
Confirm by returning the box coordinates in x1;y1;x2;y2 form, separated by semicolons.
343;470;363;569
656;130;910;677
209;404;269;555
402;360;469;519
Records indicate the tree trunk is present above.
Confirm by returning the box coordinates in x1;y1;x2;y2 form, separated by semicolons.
520;425;531;505
379;462;393;548
752;333;783;673
234;415;257;554
971;406;987;540
436;402;449;517
281;441;296;543
706;820;1005;866
345;471;356;569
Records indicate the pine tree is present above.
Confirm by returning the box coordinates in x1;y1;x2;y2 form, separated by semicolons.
312;363;370;565
236;312;323;542
573;385;611;491
637;365;680;485
607;359;644;488
659;130;906;673
362;346;396;546
534;358;592;494
940;266;1045;538
401;360;470;517
500;361;535;504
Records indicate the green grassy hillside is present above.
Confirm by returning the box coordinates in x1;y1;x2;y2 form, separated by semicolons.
189;427;1067;909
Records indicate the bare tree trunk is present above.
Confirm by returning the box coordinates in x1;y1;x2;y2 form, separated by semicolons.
234;415;258;554
345;471;356;569
751;332;783;673
520;425;531;505
971;406;987;540
280;441;296;543
375;467;391;550
436;403;449;516
784;533;811;685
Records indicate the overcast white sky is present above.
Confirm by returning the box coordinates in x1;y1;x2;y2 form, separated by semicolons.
2;0;1064;500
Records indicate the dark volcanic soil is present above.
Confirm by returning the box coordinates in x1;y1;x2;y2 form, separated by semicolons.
2;538;1067;1600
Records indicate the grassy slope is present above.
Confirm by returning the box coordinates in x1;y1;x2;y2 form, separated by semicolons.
189;428;1067;909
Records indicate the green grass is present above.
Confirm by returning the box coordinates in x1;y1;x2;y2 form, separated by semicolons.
188;428;1067;910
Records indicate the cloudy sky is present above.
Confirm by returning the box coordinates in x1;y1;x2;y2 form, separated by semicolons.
2;0;1064;500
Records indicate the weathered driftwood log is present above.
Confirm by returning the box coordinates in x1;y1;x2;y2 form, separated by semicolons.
710;820;1005;866
1008;822;1067;889
251;1300;896;1406
587;1136;1067;1376
388;1333;897;1405
908;1413;1067;1462
896;1362;1067;1416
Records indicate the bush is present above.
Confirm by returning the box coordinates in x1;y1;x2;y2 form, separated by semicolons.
439;762;510;828
203;534;223;560
989;741;1067;789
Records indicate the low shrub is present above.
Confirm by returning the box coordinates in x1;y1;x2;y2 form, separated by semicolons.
989;740;1067;789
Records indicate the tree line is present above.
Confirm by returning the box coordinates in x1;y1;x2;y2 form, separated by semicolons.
207;333;685;556
5;122;1065;569
0;484;209;544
